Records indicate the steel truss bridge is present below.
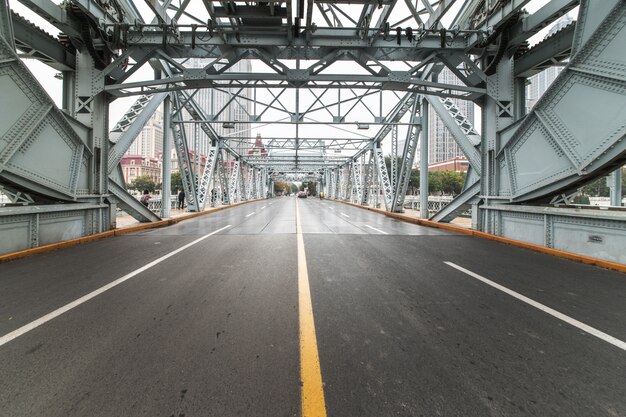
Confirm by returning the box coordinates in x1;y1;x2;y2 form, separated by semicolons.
1;0;626;262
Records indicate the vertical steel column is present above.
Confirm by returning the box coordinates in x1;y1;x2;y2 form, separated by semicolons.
246;166;254;200
346;166;352;201
373;146;393;211
361;149;374;206
328;170;333;199
609;168;623;206
196;146;219;210
420;98;429;219
261;168;267;198
239;163;248;201
351;162;362;203
218;150;230;205
0;0;15;49
391;125;398;191
326;169;331;197
339;168;344;199
161;96;171;218
479;57;516;232
171;96;198;211
228;159;240;204
75;48;108;230
392;94;421;212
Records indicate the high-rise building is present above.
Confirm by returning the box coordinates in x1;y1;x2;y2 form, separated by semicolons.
126;106;164;158
427;68;475;164
183;59;253;157
525;16;574;112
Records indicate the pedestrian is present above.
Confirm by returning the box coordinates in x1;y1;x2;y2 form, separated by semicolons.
140;190;151;207
177;189;185;209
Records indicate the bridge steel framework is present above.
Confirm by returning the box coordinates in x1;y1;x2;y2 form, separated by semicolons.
0;0;625;263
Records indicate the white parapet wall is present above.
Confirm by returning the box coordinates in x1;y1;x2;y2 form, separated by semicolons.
479;205;626;265
0;203;109;255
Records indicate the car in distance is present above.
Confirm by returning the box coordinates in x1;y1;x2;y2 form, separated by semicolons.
297;191;307;198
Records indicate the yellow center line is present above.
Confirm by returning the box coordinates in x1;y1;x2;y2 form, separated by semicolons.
296;198;328;417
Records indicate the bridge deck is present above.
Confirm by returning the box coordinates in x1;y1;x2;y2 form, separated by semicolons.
1;197;625;416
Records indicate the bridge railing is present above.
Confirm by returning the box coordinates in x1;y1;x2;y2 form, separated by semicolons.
146;196;178;214
403;195;454;213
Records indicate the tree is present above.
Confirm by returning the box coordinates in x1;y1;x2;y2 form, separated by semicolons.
274;181;293;194
407;168;420;195
428;172;443;194
439;170;465;195
580;176;610;197
426;170;465;195
170;171;183;194
128;175;156;193
300;181;317;195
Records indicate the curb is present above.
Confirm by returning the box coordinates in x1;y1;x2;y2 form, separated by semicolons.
336;200;626;274
0;199;260;263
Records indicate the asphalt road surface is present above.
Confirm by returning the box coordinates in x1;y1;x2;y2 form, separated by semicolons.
0;197;625;417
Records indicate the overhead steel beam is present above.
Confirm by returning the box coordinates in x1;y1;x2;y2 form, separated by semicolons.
12;12;76;71
508;0;579;46
15;0;81;37
103;72;486;97
1;0;15;48
514;22;575;78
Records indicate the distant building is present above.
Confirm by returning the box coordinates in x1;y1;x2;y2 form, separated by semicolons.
126;107;164;158
526;67;564;112
247;133;268;157
121;155;162;185
428;156;469;173
427;68;475;164
183;59;253;157
161;149;207;178
525;16;574;112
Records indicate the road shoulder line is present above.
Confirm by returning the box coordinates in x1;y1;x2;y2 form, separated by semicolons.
445;261;626;351
333;200;626;274
0;225;232;347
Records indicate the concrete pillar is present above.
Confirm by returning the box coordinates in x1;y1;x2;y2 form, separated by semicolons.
420;99;429;219
161;96;171;217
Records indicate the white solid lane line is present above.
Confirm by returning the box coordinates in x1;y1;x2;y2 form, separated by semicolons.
261;206;267;210
0;225;232;347
444;261;626;352
365;225;388;235
328;207;334;210
246;212;255;217
340;212;350;218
